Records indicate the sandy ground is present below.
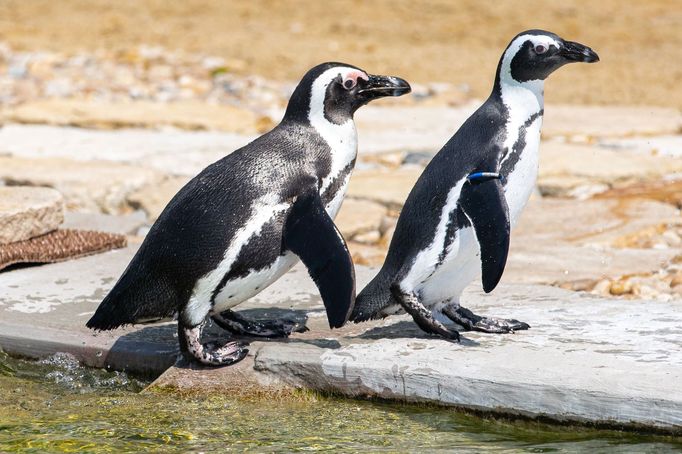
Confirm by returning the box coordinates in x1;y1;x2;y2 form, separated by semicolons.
0;0;680;108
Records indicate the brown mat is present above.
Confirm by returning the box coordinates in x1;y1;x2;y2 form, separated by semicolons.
0;229;127;271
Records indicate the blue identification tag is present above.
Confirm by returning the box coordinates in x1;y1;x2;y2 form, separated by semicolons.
466;172;505;184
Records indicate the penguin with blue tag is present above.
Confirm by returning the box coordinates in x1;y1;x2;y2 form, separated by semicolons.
87;62;410;365
350;30;599;339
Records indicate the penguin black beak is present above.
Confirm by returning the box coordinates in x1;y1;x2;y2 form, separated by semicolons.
560;41;600;63
357;75;411;99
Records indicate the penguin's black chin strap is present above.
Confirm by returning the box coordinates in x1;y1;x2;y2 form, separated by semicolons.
466;172;505;184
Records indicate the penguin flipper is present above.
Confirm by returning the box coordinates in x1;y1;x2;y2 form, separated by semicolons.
459;178;510;293
284;190;355;329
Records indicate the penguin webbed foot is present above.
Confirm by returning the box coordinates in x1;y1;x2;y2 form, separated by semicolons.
212;309;308;338
442;306;530;334
179;320;249;367
390;285;460;341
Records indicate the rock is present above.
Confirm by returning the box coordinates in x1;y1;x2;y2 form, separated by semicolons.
127;177;190;221
2;99;273;134
61;211;148;236
599;135;682;158
0;156;163;214
378;216;397;236
347;168;422;209
4;233;682;431
506;197;680;286
150;280;682;432
609;279;634;296
670;272;682;288
347;242;386;267
538;142;682;195
591;279;612;296
379;224;396;249
355;104;477;154
662;230;682;247
537;176;609;199
335;199;387;239
0;124;254;174
0;186;64;244
595;179;682;209
543;106;682;139
353;230;381;245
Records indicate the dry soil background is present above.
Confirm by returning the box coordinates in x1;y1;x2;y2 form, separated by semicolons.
0;0;680;108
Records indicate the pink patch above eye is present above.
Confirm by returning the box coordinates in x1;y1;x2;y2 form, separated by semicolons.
342;70;369;89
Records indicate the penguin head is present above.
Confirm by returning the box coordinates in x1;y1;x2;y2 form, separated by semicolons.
284;62;411;125
498;30;599;84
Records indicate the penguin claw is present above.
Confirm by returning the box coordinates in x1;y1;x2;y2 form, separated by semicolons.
196;341;249;366
443;306;530;334
180;321;250;367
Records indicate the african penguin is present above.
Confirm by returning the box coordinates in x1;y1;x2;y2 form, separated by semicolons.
350;30;599;339
87;62;410;365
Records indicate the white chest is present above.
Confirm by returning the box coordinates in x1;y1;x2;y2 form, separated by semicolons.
502;115;542;225
311;117;358;220
499;83;544;226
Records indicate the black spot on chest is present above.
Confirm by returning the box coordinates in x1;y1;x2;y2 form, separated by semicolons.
321;159;355;204
500;110;543;179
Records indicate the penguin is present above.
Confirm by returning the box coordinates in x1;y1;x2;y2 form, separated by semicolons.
87;62;411;365
350;30;599;339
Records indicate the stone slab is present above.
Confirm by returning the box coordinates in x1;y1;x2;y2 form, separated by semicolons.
1;237;681;431
61;210;148;236
0;186;64;244
355;104;682;155
127;177;189;221
0;124;255;177
335;199;387;240
599;135;682;158
347;167;422;209
154;280;682;433
542;105;682;139
0;155;163;213
355;105;477;154
0;246;177;377
1;99;273;134
538;141;682;194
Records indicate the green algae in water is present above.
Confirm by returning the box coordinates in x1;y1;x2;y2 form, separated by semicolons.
0;352;680;453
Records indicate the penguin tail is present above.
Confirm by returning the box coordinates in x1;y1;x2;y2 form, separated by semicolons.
86;265;178;331
349;270;396;323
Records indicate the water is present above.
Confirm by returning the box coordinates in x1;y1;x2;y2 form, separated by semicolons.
0;352;680;453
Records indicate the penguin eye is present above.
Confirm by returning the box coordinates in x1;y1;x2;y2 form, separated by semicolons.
342;78;357;90
534;44;548;55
